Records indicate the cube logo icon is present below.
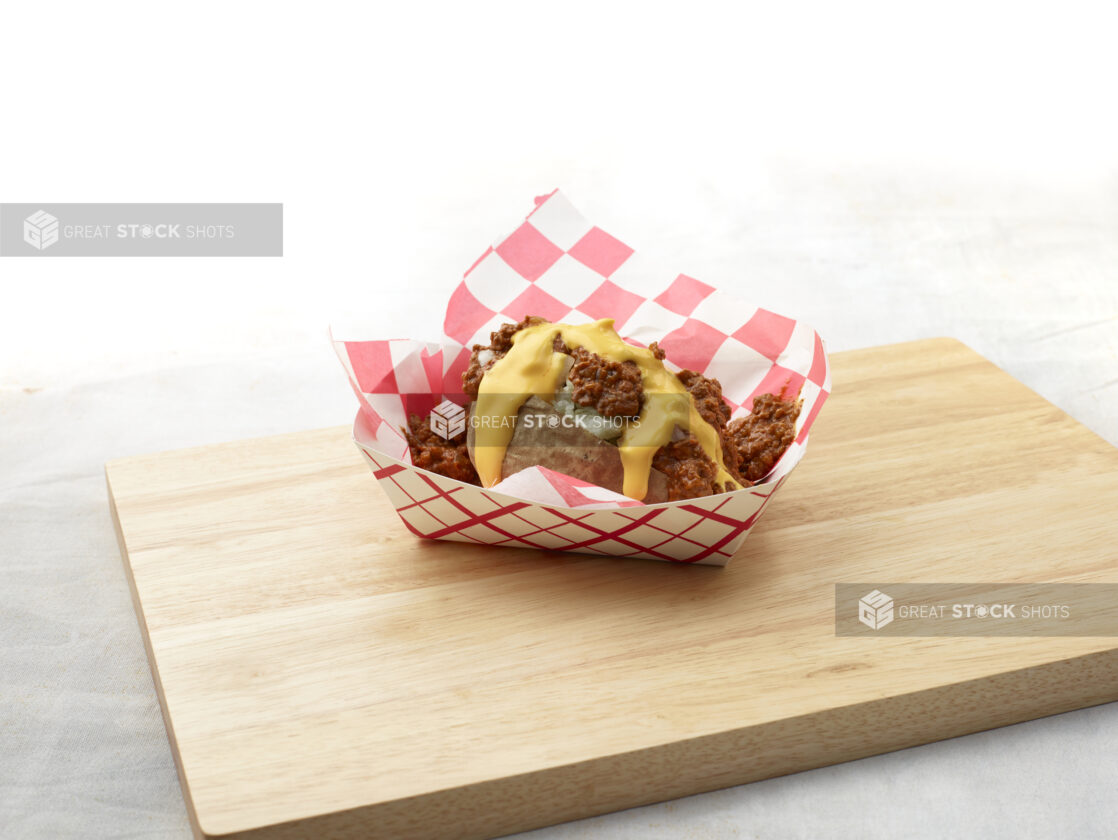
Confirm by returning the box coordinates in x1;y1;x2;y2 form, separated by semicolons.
24;210;60;251
858;589;894;630
429;399;466;440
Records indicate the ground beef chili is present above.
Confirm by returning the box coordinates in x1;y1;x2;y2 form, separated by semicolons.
651;436;723;500
403;413;480;485
461;316;567;397
451;315;802;497
724;393;802;483
676;368;732;429
567;346;643;418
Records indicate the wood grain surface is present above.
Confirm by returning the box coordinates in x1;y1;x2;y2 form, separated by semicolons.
106;337;1118;840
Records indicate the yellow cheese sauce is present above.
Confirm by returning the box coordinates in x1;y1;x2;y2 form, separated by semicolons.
473;319;740;500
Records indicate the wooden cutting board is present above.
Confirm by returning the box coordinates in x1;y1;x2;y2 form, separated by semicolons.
106;338;1118;840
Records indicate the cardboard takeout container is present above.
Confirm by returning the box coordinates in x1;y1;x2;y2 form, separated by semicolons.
333;190;831;565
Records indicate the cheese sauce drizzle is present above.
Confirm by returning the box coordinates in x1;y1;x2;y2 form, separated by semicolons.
474;319;740;500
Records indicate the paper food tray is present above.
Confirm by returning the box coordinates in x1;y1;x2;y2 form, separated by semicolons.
334;190;831;564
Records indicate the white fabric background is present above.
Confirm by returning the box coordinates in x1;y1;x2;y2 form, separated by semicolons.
3;1;1118;837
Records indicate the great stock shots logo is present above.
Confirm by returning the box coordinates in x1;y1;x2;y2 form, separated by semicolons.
0;204;282;256
23;210;59;250
858;589;895;630
430;400;466;440
836;583;1118;636
429;398;646;441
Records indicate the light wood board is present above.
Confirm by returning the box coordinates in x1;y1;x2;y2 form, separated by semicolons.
106;338;1118;840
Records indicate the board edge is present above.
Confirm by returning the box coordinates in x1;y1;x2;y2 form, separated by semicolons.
106;464;207;840
196;646;1118;840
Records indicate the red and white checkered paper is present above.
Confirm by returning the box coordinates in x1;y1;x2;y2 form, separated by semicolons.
333;190;831;565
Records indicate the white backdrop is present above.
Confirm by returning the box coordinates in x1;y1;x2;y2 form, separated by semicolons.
2;1;1117;838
